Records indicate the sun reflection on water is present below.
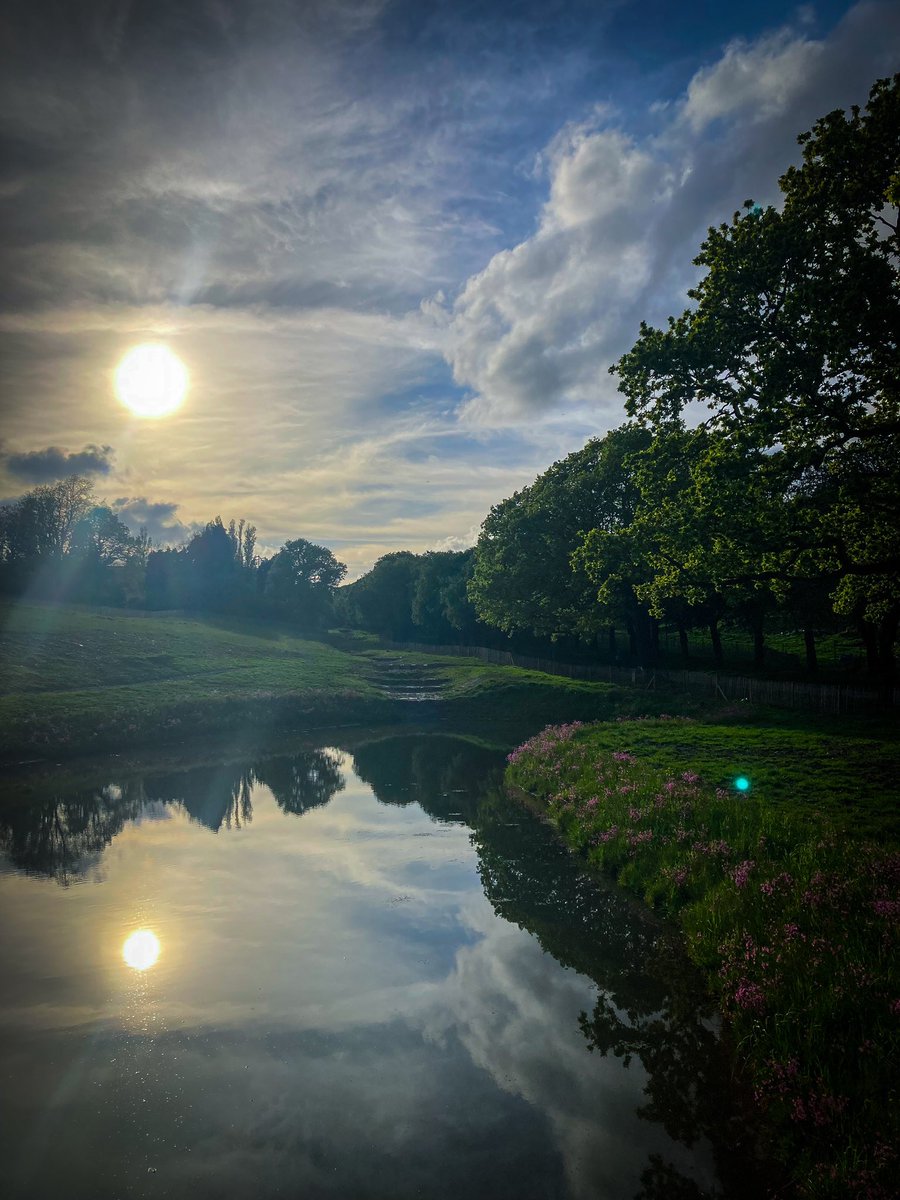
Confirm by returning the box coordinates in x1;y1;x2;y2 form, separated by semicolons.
122;929;161;971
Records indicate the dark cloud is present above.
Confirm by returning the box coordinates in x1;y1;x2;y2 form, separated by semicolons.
3;442;115;483
112;496;196;546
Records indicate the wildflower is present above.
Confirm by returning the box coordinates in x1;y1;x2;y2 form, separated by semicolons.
612;750;636;764
732;860;755;889
760;871;794;897
733;980;766;1014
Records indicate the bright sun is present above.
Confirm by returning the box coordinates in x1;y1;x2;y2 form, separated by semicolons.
122;929;161;971
115;343;188;418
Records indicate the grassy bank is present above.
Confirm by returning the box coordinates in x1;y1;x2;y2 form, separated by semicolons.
506;716;900;1199
0;601;683;762
0;601;398;761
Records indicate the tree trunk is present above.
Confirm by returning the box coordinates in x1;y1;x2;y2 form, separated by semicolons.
628;611;658;667
876;610;899;688
709;620;724;665
678;623;690;663
803;628;818;675
858;619;879;675
628;622;637;658
752;621;765;669
608;625;616;659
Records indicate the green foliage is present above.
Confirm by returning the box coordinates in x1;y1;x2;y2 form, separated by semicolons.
263;537;347;629
469;424;653;641
340;549;483;643
611;76;900;676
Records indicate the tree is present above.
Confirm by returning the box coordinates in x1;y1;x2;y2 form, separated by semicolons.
411;550;481;643
468;425;657;659
182;518;245;610
66;505;141;603
263;538;346;628
612;76;900;680
339;551;420;640
0;475;94;566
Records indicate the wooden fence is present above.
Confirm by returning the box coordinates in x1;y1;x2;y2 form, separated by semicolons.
381;642;899;715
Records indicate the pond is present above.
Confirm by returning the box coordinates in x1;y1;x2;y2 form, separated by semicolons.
0;730;762;1200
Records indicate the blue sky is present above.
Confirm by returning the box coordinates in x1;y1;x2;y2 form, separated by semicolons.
1;0;897;575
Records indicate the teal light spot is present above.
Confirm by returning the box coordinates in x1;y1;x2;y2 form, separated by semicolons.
735;776;751;792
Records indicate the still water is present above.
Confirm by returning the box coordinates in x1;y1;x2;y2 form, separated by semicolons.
0;732;758;1200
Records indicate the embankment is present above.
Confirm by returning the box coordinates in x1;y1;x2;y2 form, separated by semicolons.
506;717;900;1199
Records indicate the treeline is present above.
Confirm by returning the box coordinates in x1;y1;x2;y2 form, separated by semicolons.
0;476;346;631
334;550;617;660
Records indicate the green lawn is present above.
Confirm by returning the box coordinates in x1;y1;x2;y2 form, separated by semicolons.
506;715;900;1198
560;716;900;841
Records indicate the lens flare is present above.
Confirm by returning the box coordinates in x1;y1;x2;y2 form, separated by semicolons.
122;929;161;971
734;776;751;792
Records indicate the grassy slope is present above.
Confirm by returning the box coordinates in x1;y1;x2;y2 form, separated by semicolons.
560;716;900;841
0;602;658;761
0;602;389;759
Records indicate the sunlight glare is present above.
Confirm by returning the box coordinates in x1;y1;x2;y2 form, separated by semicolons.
115;343;188;418
122;929;161;971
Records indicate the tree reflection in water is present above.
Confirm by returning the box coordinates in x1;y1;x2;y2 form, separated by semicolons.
251;749;344;816
0;748;346;880
1;733;765;1196
0;782;144;885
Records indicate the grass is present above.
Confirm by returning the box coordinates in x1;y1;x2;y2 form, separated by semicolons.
0;600;393;760
506;717;900;1199
549;714;900;841
0;601;675;761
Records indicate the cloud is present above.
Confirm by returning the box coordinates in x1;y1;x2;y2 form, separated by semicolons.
2;442;115;483
682;28;825;131
111;496;197;546
429;526;480;553
444;2;900;424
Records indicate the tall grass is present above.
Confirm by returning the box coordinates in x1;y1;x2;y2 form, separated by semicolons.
507;720;899;1199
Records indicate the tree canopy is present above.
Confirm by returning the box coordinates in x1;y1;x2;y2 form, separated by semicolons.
604;75;900;677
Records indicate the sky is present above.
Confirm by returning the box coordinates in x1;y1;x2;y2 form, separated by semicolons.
1;0;898;577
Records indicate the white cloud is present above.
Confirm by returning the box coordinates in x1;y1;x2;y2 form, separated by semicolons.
682;29;824;132
444;2;900;426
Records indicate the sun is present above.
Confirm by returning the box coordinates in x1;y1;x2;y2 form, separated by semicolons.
122;929;161;971
115;343;188;418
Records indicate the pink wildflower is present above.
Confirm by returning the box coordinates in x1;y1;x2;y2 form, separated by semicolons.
732;860;755;889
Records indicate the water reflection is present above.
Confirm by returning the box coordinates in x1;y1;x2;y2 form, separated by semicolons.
0;782;144;884
122;929;161;971
0;732;763;1199
0;748;346;881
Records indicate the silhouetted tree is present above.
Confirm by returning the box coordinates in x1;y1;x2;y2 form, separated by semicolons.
263;538;347;629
